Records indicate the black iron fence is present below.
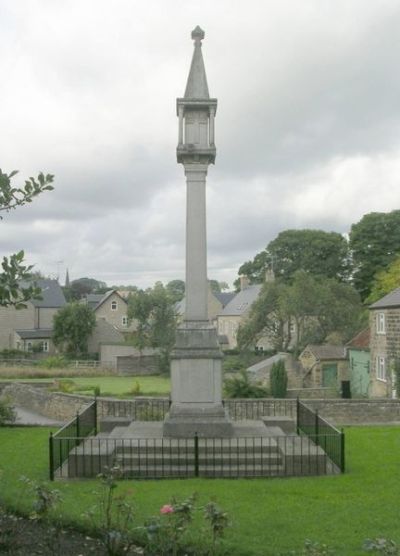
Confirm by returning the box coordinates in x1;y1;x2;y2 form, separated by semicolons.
52;432;339;480
297;399;345;472
49;400;97;480
224;399;296;420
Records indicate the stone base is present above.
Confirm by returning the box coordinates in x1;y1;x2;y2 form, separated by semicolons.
163;402;233;438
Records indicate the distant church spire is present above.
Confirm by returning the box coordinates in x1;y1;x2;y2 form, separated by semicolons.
65;268;70;288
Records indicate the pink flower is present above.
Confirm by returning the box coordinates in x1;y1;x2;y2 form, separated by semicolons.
160;504;174;514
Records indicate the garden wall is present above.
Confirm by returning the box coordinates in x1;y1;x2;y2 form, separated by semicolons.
2;383;400;425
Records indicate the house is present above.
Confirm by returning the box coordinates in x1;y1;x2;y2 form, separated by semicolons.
217;278;262;349
176;284;236;328
0;279;66;354
346;328;370;397
247;352;302;389
369;288;400;398
299;344;348;392
82;290;136;333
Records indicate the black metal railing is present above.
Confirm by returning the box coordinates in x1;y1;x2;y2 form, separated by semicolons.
224;399;296;420
297;399;345;472
52;432;339;480
49;399;97;480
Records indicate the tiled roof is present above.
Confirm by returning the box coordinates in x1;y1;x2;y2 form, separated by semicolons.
20;279;66;308
213;291;236;307
305;344;346;360
15;328;53;339
369;288;400;309
347;328;370;350
219;285;262;316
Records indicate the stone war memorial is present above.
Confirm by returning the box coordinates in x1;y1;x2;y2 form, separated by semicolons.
49;27;345;480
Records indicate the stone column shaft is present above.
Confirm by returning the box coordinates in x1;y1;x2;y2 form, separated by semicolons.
184;164;208;321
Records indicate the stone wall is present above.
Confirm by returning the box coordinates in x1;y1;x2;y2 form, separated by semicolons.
3;383;400;426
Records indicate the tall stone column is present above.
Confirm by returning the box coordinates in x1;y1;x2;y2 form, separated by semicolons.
163;26;232;438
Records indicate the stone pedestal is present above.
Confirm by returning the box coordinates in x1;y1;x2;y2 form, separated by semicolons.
163;321;233;438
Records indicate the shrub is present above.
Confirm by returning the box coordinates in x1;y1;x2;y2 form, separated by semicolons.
270;359;288;398
38;356;66;369
0;396;16;426
224;371;268;398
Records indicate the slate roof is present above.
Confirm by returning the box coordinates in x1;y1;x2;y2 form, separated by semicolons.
214;291;236;307
369;288;400;309
305;344;346;360
85;293;106;310
247;353;287;374
15;328;53;339
219;285;262;317
20;279;66;308
347;328;370;350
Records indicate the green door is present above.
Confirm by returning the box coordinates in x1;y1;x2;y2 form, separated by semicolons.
322;363;337;387
349;350;370;396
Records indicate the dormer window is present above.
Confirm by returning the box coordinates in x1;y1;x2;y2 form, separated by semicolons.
111;301;117;311
376;312;385;334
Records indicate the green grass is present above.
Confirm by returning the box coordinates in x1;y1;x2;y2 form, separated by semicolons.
0;375;171;397
0;425;399;554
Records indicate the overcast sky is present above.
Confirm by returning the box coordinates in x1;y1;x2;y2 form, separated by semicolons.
1;0;399;289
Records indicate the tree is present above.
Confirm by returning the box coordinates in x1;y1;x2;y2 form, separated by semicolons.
53;303;96;355
0;169;54;307
270;360;288;398
366;255;400;304
127;284;177;373
237;271;363;355
349;210;400;300
238;229;350;285
165;279;185;303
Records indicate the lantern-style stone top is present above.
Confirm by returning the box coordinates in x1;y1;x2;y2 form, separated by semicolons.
177;26;217;164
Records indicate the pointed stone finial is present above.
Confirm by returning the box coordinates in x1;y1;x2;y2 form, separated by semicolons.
191;26;205;45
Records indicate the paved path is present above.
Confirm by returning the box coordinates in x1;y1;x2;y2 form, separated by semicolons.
14;406;63;427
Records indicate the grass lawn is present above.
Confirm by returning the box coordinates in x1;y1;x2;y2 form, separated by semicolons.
0;425;399;554
0;375;171;396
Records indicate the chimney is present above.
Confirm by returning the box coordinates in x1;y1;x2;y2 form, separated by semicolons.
240;275;250;291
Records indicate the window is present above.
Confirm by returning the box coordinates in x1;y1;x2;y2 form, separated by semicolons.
111;301;117;311
40;341;49;353
122;316;128;326
376;355;386;381
27;342;33;352
376;312;386;334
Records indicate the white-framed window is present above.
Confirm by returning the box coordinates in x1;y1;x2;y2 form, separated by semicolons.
376;312;386;334
376;355;386;381
122;316;128;326
27;342;33;352
40;341;49;353
111;301;118;311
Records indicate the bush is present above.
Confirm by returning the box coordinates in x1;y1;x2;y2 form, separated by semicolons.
0;397;16;426
38;356;66;369
270;359;288;398
224;371;269;398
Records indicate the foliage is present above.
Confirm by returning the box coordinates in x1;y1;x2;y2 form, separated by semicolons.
0;396;16;425
367;255;400;304
86;465;136;556
224;370;268;398
38;355;67;369
165;279;185;303
0;169;54;307
203;501;230;547
363;538;399;554
349;210;400;300
53;302;96;355
270;360;288;398
128;283;177;374
238;271;364;355
65;277;108;301
238;229;350;285
0;348;30;359
20;476;61;521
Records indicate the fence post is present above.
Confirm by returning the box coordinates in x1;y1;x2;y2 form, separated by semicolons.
94;397;98;436
340;428;345;473
194;433;199;477
76;411;80;445
49;432;54;481
296;397;300;435
315;409;319;446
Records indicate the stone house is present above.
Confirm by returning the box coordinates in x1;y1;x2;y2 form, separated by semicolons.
0;279;66;354
217;279;262;349
369;288;400;398
82;290;136;334
175;283;236;329
346;328;370;397
299;344;348;391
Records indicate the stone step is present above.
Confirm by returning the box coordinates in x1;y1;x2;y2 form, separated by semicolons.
115;453;282;466
114;442;281;456
118;464;285;478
